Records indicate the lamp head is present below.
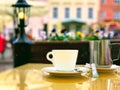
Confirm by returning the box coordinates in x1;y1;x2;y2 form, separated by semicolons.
12;0;31;7
12;0;31;27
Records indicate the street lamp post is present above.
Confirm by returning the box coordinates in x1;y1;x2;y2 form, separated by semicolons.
12;0;32;67
12;0;32;43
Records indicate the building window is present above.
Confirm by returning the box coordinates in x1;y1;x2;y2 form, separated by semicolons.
114;0;120;4
114;12;120;19
65;7;70;19
76;8;81;18
101;0;105;4
100;11;105;19
52;7;58;19
88;8;93;19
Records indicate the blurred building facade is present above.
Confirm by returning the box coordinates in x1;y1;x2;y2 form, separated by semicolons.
98;0;120;30
47;0;99;35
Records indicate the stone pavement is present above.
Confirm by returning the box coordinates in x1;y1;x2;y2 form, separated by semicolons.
0;47;13;72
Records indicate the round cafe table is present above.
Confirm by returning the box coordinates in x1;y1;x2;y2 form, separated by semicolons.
0;63;119;90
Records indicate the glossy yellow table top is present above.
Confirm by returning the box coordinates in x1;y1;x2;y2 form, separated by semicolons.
0;63;120;90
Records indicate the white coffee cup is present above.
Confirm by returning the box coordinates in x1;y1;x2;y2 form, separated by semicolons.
46;50;78;71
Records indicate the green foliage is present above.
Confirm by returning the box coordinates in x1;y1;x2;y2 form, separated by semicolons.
85;35;99;40
48;35;81;41
74;36;81;40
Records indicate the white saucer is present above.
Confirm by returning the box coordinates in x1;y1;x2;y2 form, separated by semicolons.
96;65;119;73
42;67;86;76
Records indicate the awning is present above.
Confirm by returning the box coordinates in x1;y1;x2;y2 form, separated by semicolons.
62;19;86;25
109;23;120;30
62;19;86;31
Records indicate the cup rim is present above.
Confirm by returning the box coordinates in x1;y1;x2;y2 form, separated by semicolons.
51;49;78;51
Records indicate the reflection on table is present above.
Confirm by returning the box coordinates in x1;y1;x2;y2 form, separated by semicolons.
0;64;120;90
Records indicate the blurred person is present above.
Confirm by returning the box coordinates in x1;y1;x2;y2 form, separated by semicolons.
67;28;76;39
49;25;59;40
61;26;67;35
49;25;58;37
9;33;16;45
26;29;34;41
0;31;6;60
9;28;19;45
38;29;47;40
108;31;114;39
3;28;10;41
26;32;34;40
113;32;119;39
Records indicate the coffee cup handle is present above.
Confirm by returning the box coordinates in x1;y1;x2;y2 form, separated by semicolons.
46;52;53;62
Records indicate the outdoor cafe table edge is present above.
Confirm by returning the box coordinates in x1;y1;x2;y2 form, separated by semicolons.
0;63;119;90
